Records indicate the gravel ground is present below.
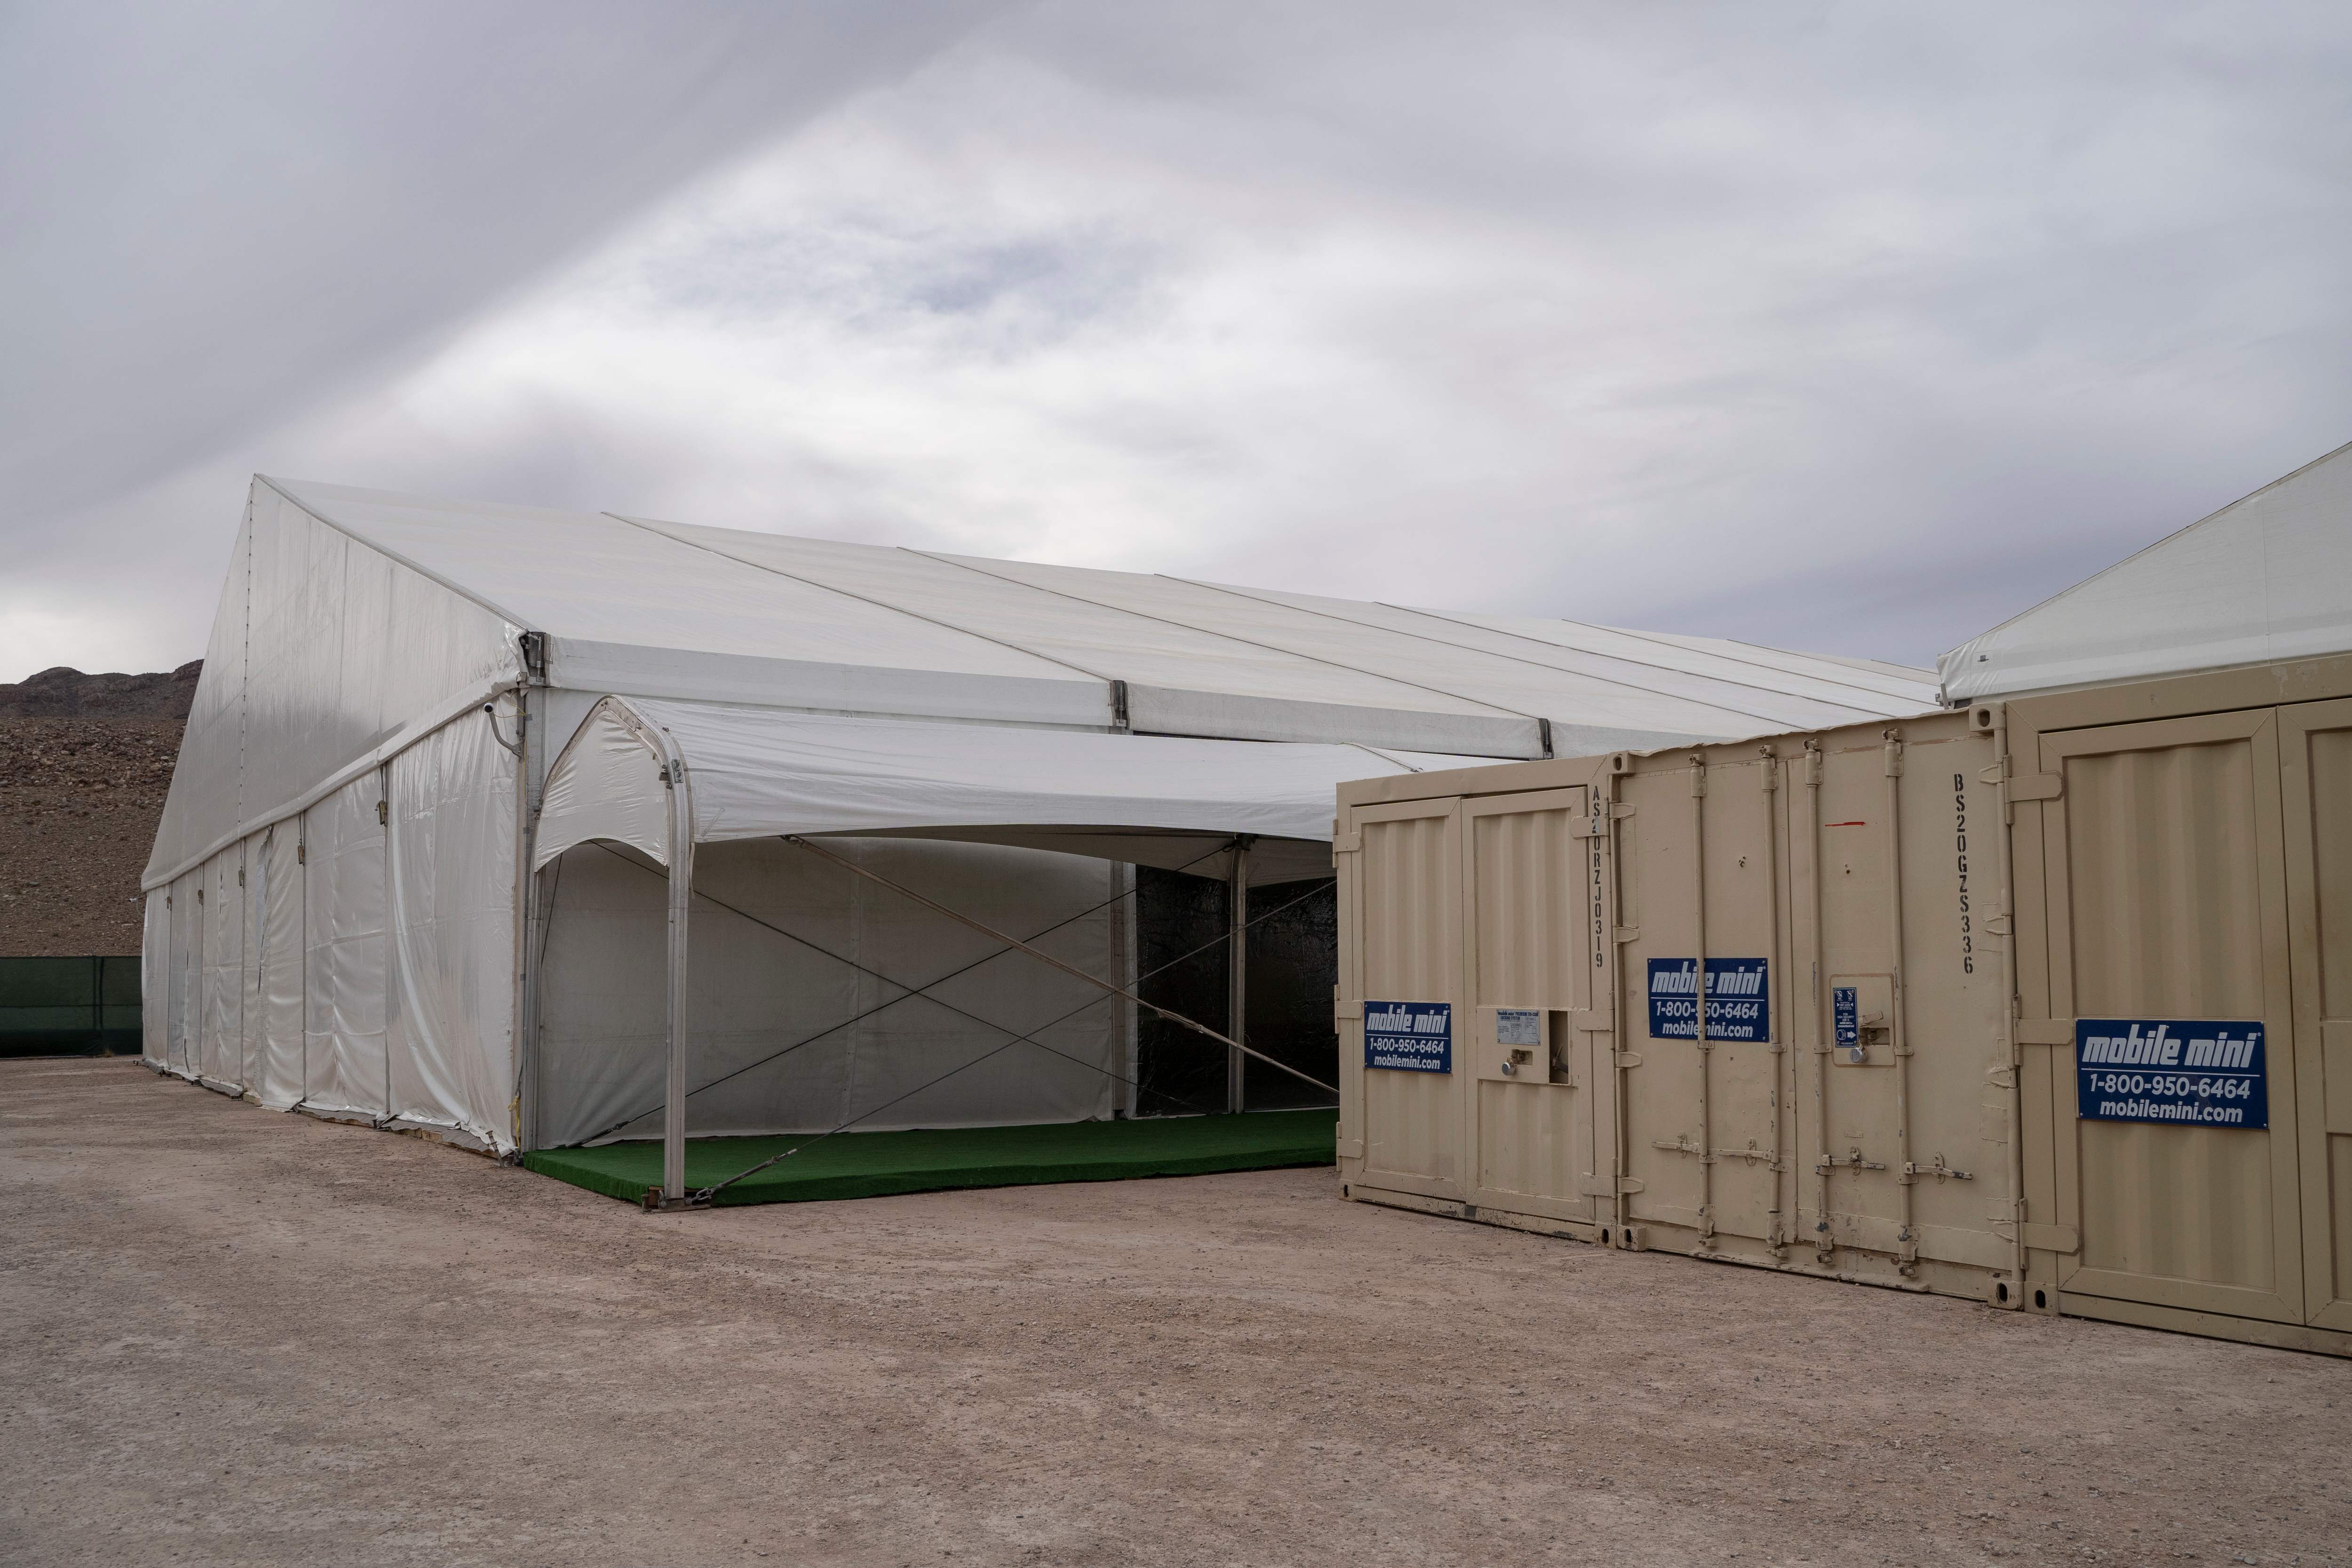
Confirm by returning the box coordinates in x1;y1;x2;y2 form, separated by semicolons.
6;1058;2349;1568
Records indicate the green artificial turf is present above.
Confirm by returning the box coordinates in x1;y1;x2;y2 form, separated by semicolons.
522;1106;1340;1207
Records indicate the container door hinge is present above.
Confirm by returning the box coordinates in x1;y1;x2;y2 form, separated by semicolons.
1613;1051;1644;1068
1569;819;1605;840
1612;925;1641;944
1983;913;2013;936
2007;773;2064;803
1611;803;1638;820
2015;1017;2074;1046
1579;1175;1645;1196
2012;1221;2080;1254
1331;829;1360;854
1984;1064;2017;1089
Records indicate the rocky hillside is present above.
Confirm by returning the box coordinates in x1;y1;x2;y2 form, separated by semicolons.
0;661;201;719
1;662;198;956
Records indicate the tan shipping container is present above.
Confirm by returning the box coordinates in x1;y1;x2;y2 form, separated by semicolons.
1335;652;2352;1356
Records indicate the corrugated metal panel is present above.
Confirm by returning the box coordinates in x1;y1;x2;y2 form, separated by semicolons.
1463;789;1596;1218
1353;802;1461;1192
2278;698;2352;1330
2037;708;2301;1321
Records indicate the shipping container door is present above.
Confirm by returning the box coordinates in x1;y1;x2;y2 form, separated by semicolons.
1462;788;1599;1226
1617;756;1787;1248
1351;798;1464;1200
2279;698;2352;1330
2040;709;2303;1324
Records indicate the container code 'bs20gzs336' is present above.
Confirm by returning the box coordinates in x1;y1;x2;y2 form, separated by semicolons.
1333;652;2352;1357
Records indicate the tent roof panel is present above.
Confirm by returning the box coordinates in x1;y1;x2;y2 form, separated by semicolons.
534;696;1491;875
273;480;1090;686
615;517;1517;722
1939;439;2352;701
1192;581;1932;730
1407;606;1939;711
254;477;1934;755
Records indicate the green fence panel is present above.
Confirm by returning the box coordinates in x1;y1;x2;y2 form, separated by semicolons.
0;957;142;1056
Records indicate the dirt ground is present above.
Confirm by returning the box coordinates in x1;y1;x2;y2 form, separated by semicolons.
6;1059;2348;1568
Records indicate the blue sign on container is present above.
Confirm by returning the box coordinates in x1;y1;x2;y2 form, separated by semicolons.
1646;958;1770;1042
1364;1000;1452;1073
2075;1018;2266;1129
1832;986;1859;1048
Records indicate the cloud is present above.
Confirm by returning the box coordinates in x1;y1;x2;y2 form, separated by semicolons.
8;1;2350;681
0;0;1008;530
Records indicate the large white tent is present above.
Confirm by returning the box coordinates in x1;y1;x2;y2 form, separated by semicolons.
1941;438;2352;702
143;476;1939;1187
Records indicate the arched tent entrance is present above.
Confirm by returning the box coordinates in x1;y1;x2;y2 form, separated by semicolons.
531;696;1471;1204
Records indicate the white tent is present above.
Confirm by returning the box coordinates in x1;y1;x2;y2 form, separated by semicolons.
1941;438;2352;702
144;476;1939;1186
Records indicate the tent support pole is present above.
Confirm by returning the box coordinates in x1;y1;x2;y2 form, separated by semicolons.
658;745;698;1207
1228;835;1252;1113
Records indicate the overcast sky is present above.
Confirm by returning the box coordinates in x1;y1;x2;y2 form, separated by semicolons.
6;1;2348;683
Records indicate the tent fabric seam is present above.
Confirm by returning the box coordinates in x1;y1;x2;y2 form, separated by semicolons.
604;513;1120;691
1395;601;1923;711
903;548;1539;726
1185;578;1896;724
259;476;543;635
1604;623;1930;700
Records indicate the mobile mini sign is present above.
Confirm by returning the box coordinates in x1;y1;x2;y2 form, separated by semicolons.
1364;1001;1452;1073
1647;958;1770;1043
2075;1019;2267;1129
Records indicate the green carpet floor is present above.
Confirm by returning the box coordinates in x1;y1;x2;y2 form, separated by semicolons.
522;1107;1340;1207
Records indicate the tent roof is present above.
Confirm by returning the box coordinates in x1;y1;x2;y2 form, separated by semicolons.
534;697;1494;885
268;476;1938;759
1940;438;2352;702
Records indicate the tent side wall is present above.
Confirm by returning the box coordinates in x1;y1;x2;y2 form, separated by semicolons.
534;836;1131;1147
145;478;524;887
142;480;530;1151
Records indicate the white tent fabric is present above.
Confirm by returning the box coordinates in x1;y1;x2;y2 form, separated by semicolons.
535;836;1131;1147
143;474;1939;1159
1941;438;2352;702
535;696;1496;882
251;822;304;1111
